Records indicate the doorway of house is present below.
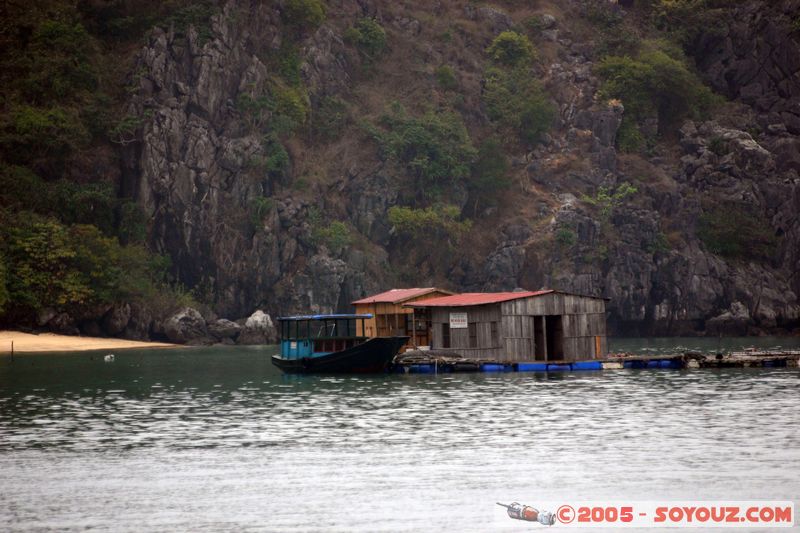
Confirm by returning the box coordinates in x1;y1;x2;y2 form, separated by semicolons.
545;315;564;360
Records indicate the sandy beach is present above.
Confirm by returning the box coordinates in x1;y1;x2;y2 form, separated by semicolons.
0;330;177;354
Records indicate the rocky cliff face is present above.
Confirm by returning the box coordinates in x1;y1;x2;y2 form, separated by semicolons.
122;2;379;319
520;0;800;335
122;0;800;336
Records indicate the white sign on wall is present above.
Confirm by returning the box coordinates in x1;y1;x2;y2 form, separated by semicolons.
449;312;468;329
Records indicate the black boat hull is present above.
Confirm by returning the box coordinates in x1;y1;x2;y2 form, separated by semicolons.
271;336;409;374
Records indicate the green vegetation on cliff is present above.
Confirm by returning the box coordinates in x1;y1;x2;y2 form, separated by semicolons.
282;0;326;31
484;66;555;146
647;0;739;46
486;31;536;65
582;182;639;221
388;205;472;245
310;96;350;142
483;32;555;146
308;208;353;254
370;105;476;204
344;18;388;59
0;211;186;321
0;1;203;326
598;42;722;151
698;203;779;261
434;65;458;91
387;204;473;280
0;259;9;313
469;138;511;213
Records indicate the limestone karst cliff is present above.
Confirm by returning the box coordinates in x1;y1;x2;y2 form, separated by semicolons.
2;0;799;338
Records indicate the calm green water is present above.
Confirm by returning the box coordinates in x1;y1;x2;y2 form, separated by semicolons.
1;338;799;532
609;336;800;355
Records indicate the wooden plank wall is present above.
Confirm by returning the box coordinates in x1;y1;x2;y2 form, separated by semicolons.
501;314;534;362
429;305;503;359
561;311;606;360
355;291;450;338
502;294;607;362
429;293;607;362
355;301;409;337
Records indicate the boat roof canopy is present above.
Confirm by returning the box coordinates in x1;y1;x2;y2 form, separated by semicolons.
278;313;373;321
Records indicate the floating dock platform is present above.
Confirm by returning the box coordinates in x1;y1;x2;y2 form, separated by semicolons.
392;350;800;374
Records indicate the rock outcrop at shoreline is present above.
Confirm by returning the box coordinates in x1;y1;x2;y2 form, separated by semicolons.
161;308;279;346
164;308;209;344
237;311;278;345
27;306;279;347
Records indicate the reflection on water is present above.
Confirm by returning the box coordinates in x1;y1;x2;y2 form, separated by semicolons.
0;340;798;532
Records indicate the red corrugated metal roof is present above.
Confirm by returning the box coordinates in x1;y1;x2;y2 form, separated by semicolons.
406;290;554;307
352;288;452;305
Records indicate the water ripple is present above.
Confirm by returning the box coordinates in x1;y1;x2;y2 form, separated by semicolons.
0;347;798;531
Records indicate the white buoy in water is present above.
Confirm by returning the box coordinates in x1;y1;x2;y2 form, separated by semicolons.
104;354;115;362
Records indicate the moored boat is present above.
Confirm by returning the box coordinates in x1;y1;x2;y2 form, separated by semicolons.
271;314;408;374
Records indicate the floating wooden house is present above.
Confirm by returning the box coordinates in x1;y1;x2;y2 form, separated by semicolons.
406;290;608;362
352;288;454;351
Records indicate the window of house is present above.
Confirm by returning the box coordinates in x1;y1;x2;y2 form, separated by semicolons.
406;315;427;334
468;322;477;348
442;323;450;348
490;321;499;346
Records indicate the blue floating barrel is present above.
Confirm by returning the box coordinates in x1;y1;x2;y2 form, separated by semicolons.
572;361;603;371
517;362;548;372
658;359;682;369
408;364;436;374
547;364;571;372
481;363;507;372
646;360;661;369
624;360;647;369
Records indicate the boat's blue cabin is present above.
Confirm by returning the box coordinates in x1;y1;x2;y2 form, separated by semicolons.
278;314;372;359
